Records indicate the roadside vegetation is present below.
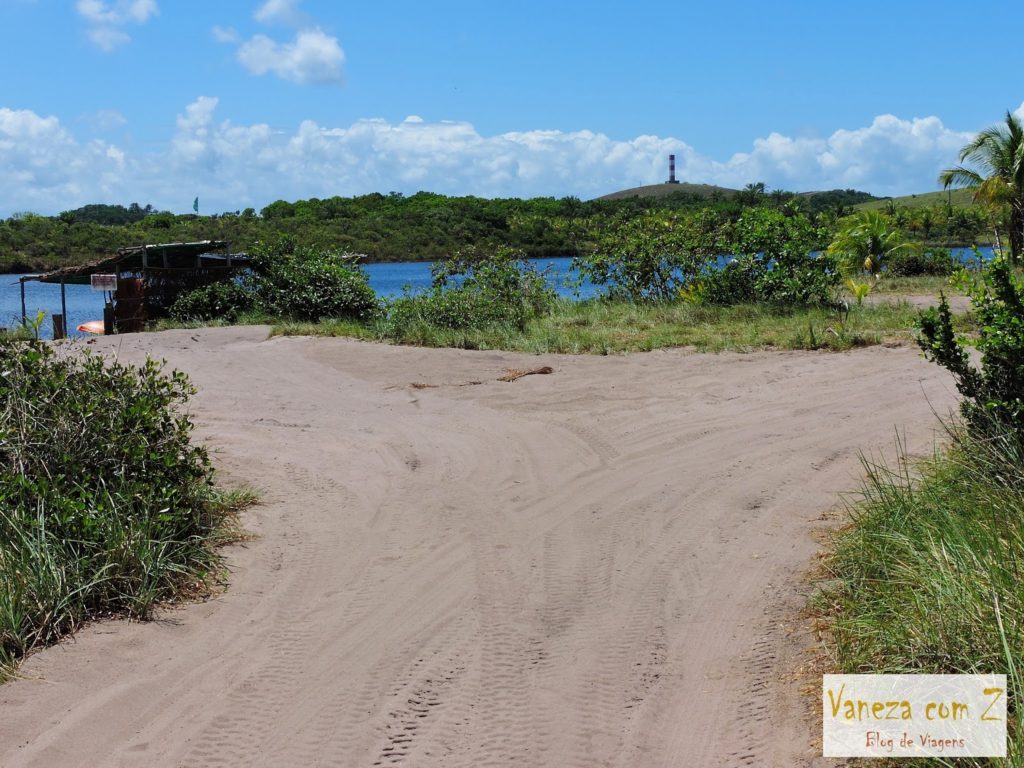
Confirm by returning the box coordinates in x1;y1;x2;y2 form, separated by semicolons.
0;338;253;678
815;111;1024;767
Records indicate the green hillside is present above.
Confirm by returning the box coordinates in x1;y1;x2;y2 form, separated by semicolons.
598;182;737;201
856;188;977;210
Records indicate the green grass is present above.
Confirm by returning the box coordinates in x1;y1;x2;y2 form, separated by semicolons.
816;422;1024;766
856;188;978;210
872;274;965;295
0;340;257;679
270;298;972;354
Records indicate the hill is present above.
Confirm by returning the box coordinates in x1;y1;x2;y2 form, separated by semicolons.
856;188;977;210
598;182;737;201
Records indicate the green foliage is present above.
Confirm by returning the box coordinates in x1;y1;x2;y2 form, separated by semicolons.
700;207;838;307
0;188;990;276
577;207;836;307
845;277;873;306
819;423;1024;764
940;110;1024;263
918;258;1024;435
828;210;916;276
60;202;155;225
170;280;254;323
885;246;959;277
573;210;721;301
0;339;244;672
248;239;379;322
384;246;554;337
285;296;935;355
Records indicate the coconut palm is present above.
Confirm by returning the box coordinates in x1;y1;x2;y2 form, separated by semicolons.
939;110;1024;263
827;210;915;277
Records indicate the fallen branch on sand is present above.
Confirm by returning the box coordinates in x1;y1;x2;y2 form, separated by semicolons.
498;366;554;383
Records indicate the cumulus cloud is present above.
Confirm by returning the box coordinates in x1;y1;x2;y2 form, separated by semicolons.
237;28;345;85
0;98;985;216
0;108;126;213
76;0;158;51
221;0;344;84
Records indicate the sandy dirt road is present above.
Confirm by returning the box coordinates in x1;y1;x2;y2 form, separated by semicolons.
0;328;956;767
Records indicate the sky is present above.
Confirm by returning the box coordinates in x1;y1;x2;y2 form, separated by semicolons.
0;0;1022;216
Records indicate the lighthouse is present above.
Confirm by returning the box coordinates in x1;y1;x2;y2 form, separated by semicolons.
666;154;679;184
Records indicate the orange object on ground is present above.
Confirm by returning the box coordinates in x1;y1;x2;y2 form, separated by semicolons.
76;320;105;335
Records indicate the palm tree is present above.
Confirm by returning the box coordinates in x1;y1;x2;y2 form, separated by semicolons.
939;110;1024;263
827;210;916;277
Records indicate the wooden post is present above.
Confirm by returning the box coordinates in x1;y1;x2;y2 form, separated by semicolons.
19;279;26;325
60;279;67;331
52;314;66;340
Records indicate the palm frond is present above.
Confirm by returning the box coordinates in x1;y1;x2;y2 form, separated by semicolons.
939;166;983;190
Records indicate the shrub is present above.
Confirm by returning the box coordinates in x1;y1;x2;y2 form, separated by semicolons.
700;208;838;307
249;239;379;322
917;257;1024;436
573;211;721;302
170;280;254;322
383;246;555;336
0;340;241;671
886;247;959;277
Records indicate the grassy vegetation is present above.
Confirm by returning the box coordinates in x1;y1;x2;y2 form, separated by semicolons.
857;188;978;210
816;424;1024;766
0;339;254;678
816;256;1024;766
872;273;964;294
270;298;969;354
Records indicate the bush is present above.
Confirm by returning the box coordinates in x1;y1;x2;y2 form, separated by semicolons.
170;280;254;322
573;211;721;302
383;246;555;336
0;340;241;672
249;239;379;322
886;247;959;277
700;208;838;307
918;257;1024;436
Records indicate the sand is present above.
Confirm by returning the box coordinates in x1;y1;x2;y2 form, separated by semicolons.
0;327;958;767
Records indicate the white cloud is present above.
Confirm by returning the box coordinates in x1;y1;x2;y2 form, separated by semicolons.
211;25;240;44
237;28;345;85
0;99;986;217
0;108;126;212
81;109;128;131
254;0;306;26
76;0;158;51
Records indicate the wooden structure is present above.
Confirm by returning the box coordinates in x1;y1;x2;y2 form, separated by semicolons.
19;241;249;335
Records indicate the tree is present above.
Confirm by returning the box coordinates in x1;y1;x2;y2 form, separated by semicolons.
939;110;1024;263
827;210;915;277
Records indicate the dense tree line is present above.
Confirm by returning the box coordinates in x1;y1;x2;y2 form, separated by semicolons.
0;189;991;274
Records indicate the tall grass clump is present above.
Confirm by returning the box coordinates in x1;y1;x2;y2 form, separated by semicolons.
818;257;1024;765
0;339;249;677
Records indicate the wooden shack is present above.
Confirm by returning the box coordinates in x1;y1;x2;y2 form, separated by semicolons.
19;240;250;335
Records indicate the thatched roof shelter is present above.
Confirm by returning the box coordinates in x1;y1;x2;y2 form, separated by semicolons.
22;240;248;285
19;241;250;335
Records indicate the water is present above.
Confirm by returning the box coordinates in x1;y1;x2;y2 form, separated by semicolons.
0;247;995;339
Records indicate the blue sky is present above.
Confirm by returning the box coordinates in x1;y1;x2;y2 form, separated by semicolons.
0;0;1021;216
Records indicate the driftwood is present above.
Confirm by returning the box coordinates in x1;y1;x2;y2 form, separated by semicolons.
498;366;554;383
